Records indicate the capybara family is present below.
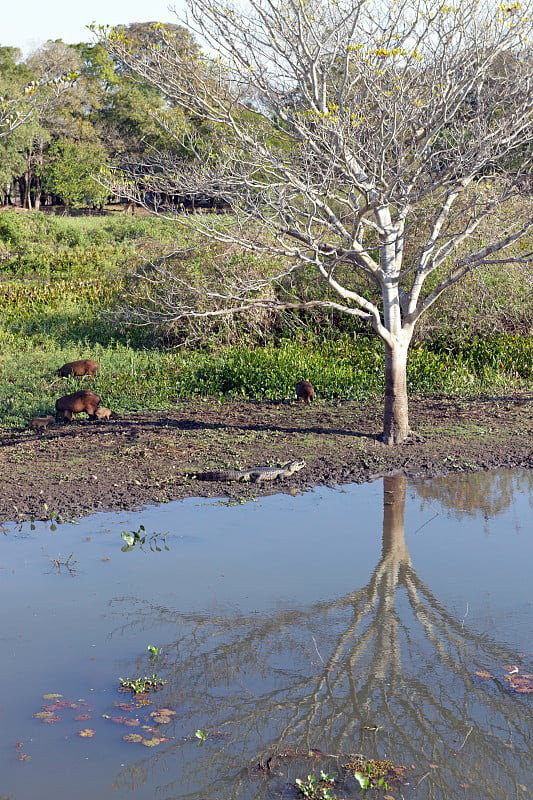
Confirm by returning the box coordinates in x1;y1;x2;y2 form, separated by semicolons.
56;359;99;379
55;390;101;422
295;380;315;403
29;415;55;433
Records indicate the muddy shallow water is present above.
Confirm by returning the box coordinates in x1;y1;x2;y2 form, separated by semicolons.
1;469;532;800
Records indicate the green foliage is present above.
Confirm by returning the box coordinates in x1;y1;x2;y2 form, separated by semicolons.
353;771;389;791
40;140;110;209
120;526;169;552
173;338;383;400
425;334;533;380
0;210;28;246
295;772;337;800
0;210;181;277
118;675;166;693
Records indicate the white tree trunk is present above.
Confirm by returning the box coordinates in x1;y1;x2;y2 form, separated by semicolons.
382;334;412;446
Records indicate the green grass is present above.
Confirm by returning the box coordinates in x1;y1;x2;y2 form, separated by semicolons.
1;332;531;429
0;210;531;429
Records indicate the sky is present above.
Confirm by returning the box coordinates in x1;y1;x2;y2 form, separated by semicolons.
1;0;187;56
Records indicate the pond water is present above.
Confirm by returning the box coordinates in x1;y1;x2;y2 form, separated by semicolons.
1;470;532;800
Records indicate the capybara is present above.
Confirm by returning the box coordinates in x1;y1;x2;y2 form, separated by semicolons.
56;359;99;379
94;406;118;421
29;414;55;433
55;390;100;422
295;380;315;403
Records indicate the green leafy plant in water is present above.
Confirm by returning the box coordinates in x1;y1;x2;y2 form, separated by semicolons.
353;770;389;791
120;525;169;552
195;729;208;744
147;645;160;660
119;674;166;694
295;771;337;800
345;756;391;791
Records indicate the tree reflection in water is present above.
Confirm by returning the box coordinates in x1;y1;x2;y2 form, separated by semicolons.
111;475;532;800
414;469;533;520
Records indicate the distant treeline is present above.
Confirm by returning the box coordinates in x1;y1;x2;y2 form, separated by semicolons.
0;22;223;212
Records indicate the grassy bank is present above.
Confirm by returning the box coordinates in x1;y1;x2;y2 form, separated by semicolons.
1;335;531;430
0;210;531;429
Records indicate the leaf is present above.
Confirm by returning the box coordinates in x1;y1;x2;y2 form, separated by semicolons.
42;693;63;700
74;714;92;721
510;675;533;693
141;737;162;747
43;701;78;710
474;669;493;680
151;708;176;717
78;729;96;737
353;771;370;789
151;714;171;724
134;695;152;706
123;733;143;743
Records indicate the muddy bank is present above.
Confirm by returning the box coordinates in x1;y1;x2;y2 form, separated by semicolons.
0;394;531;523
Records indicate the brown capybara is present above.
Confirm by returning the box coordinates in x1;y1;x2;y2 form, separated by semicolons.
29;414;55;433
295;380;315;404
56;359;99;379
55;390;100;422
93;406;118;421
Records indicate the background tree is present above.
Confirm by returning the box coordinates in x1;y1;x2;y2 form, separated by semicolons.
0;42;84;208
85;23;205;161
0;47;44;207
101;0;533;444
0;46;40;139
40;139;110;210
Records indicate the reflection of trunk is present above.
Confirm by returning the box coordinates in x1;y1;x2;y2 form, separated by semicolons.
383;339;411;445
382;475;409;563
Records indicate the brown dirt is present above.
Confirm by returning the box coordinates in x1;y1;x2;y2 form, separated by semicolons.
0;394;531;523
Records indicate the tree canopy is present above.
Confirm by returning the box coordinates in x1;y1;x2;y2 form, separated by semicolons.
0;22;211;208
98;0;533;443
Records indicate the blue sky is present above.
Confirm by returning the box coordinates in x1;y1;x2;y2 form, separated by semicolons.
2;0;187;55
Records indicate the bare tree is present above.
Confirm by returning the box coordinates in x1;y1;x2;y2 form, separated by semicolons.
100;0;533;444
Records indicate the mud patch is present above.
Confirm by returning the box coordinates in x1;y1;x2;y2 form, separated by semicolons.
0;394;531;523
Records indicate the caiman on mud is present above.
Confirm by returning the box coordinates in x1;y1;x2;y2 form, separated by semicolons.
186;459;306;483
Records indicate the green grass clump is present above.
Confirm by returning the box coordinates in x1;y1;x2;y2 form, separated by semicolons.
0;209;185;278
173;338;383;400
